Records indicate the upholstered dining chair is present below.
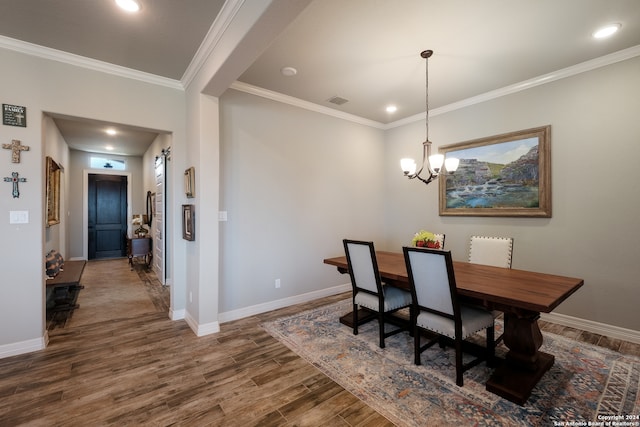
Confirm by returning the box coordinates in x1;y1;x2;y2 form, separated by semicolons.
343;239;413;348
403;247;495;386
468;235;513;344
468;235;514;268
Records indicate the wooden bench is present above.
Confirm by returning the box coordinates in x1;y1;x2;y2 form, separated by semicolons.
46;260;86;317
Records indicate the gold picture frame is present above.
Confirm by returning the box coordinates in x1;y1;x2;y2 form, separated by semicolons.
45;156;61;226
438;125;551;217
184;166;195;198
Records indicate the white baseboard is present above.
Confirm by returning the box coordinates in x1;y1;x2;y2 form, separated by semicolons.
0;335;47;359
541;312;640;344
218;283;351;324
170;308;185;320
184;310;220;337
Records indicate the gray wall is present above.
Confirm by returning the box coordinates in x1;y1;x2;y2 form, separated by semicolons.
219;90;386;312
218;56;639;332
0;46;186;352
384;56;640;330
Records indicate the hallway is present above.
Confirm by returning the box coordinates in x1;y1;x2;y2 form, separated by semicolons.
48;258;169;331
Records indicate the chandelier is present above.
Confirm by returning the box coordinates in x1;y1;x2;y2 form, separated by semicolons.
400;50;459;185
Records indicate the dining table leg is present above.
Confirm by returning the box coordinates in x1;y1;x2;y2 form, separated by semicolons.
486;309;555;405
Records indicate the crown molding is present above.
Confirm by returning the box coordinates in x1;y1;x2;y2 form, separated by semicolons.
230;45;640;131
3;29;638;128
387;44;640;129
181;0;245;90
230;81;386;129
0;35;183;90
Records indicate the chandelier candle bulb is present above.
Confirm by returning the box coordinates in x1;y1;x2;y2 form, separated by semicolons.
401;158;417;175
445;157;460;172
428;154;444;172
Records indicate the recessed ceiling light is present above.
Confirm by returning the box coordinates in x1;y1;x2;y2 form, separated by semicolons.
106;128;117;136
115;0;140;13
105;145;115;151
386;105;398;113
593;23;621;39
281;66;297;77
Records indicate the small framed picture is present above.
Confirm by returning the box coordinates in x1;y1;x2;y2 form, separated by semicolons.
184;167;195;198
182;204;195;241
3;104;27;127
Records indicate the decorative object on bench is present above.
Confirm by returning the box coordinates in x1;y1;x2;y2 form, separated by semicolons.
45;249;64;278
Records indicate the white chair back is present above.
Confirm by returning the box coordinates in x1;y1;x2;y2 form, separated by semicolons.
469;235;513;268
405;249;454;316
344;240;378;294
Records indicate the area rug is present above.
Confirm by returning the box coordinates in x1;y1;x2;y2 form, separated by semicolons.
261;299;640;426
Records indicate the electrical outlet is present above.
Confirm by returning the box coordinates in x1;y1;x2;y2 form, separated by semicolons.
275;279;281;289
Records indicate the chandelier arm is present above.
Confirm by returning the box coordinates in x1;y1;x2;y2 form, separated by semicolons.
415;172;436;185
413;139;437;181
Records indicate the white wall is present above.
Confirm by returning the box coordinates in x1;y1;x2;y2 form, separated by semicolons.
219;89;386;313
384;56;640;331
0;46;186;356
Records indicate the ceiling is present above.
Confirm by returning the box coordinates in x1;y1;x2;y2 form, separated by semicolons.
1;0;639;155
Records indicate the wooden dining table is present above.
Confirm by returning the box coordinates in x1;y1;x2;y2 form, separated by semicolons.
323;251;584;405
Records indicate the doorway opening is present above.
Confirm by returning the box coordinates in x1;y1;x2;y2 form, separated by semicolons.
88;174;128;259
82;170;132;260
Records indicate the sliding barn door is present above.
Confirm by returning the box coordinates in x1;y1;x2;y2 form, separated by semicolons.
153;155;166;285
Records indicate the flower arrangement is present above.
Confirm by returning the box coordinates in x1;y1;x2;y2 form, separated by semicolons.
411;230;441;249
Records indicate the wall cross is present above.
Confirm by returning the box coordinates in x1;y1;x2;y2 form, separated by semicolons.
4;172;27;198
2;139;30;163
13;112;25;126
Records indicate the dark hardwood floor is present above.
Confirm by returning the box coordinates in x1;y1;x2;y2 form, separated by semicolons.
1;259;638;426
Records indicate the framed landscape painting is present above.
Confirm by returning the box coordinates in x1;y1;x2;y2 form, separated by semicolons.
438;125;551;217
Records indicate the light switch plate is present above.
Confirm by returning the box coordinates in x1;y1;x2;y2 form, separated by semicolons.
10;210;29;224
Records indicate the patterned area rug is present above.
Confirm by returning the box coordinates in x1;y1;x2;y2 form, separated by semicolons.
262;299;640;426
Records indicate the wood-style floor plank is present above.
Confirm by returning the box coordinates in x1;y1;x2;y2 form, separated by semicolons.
0;258;637;426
